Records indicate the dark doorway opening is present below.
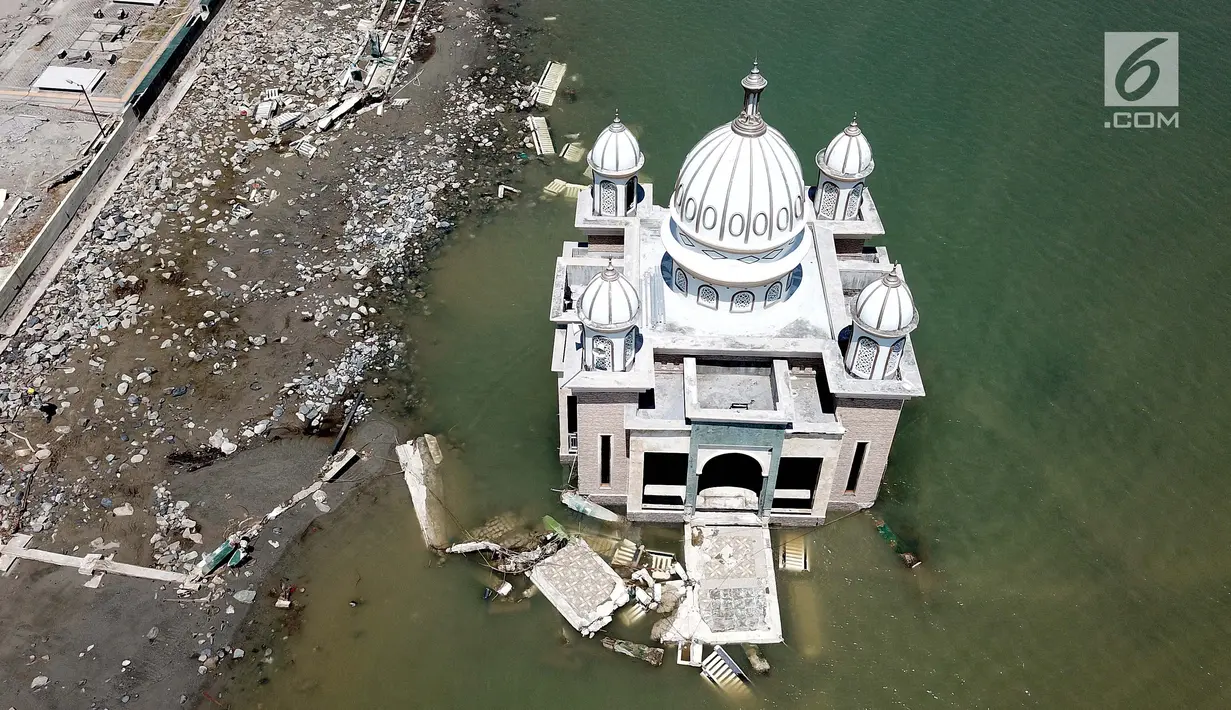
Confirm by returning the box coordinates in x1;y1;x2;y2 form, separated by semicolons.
642;452;688;507
698;453;763;493
774;457;821;511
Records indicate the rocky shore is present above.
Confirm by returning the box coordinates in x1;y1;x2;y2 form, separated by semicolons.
0;0;542;705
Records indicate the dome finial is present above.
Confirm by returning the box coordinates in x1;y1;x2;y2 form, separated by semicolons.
602;258;619;281
844;113;862;136
735;61;768;137
614;109;621;123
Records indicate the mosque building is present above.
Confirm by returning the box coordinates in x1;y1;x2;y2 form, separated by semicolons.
548;64;924;527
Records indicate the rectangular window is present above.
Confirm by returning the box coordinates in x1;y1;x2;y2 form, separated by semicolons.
600;435;612;487
566;396;577;433
773;457;822;511
846;442;868;493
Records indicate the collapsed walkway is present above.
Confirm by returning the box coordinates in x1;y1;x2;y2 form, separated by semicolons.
659;521;783;646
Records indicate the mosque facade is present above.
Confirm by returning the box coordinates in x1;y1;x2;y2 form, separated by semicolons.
549;64;924;526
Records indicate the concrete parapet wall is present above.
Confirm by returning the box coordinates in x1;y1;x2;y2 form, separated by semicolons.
0;107;139;319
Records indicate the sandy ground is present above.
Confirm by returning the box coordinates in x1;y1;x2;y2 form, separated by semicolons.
0;418;399;708
0;0;529;703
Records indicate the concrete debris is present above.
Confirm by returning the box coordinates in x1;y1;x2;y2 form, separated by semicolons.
530;60;566;107
742;643;771;675
526;537;629;637
31;675;49;689
232;589;256;604
397;434;448;548
113;502;134;516
0;0;534;646
542;179;585;199
602;637;664;667
527;116;554;155
320;448;357;481
558;142;585;162
207;429;238;455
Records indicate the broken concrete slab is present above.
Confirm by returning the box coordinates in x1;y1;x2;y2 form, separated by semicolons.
396;435;448;549
526;537;629;637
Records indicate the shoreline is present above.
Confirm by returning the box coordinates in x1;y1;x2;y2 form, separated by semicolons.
0;0;543;704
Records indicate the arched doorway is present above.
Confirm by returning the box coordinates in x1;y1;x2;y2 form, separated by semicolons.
697;453;763;510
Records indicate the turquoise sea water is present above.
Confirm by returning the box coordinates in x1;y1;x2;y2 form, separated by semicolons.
229;1;1231;707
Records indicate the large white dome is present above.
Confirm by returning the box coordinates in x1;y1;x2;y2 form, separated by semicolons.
577;262;640;332
588;112;644;177
818;116;874;181
668;67;807;254
853;266;918;336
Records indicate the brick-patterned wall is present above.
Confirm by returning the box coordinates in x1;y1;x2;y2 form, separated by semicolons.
828;398;903;508
576;391;637;496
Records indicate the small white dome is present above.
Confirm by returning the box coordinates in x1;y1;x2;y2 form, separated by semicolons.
578;261;640;331
588;112;644;177
853;266;918;335
818;116;874;181
669;68;807;254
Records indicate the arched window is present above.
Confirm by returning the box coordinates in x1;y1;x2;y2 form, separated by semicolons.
599;181;618;215
731;291;754;313
784;265;804;299
853;337;877;377
673;268;688;294
592;336;612;371
623;329;637;367
765;282;783;306
818;182;839;219
884;338;905;376
660;254;674;286
843;183;865;220
698;285;719;310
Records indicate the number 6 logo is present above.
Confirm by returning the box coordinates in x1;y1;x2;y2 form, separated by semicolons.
1104;33;1178;107
1116;37;1167;102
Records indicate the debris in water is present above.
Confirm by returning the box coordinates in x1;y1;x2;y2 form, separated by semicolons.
396;434;448;548
559;490;622;523
874;518;921;568
742;643;771;675
527;537;629;637
602;637;665;666
528;115;555;155
779;536;809;572
542;179;585;199
700;645;752;695
531;60;567;106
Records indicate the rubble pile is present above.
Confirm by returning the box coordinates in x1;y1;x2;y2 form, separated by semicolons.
0;0;533;540
150;483;204;571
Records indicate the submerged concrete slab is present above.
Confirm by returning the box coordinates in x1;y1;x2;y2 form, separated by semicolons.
396;435;448;549
528;538;629;636
662;523;782;646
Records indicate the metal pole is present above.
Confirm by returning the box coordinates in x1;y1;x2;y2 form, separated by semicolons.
69;80;104;132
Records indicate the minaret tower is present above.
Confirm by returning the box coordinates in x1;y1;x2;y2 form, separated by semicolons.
844;265;919;380
815;114;875;220
577;260;641;372
587;112;645;217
